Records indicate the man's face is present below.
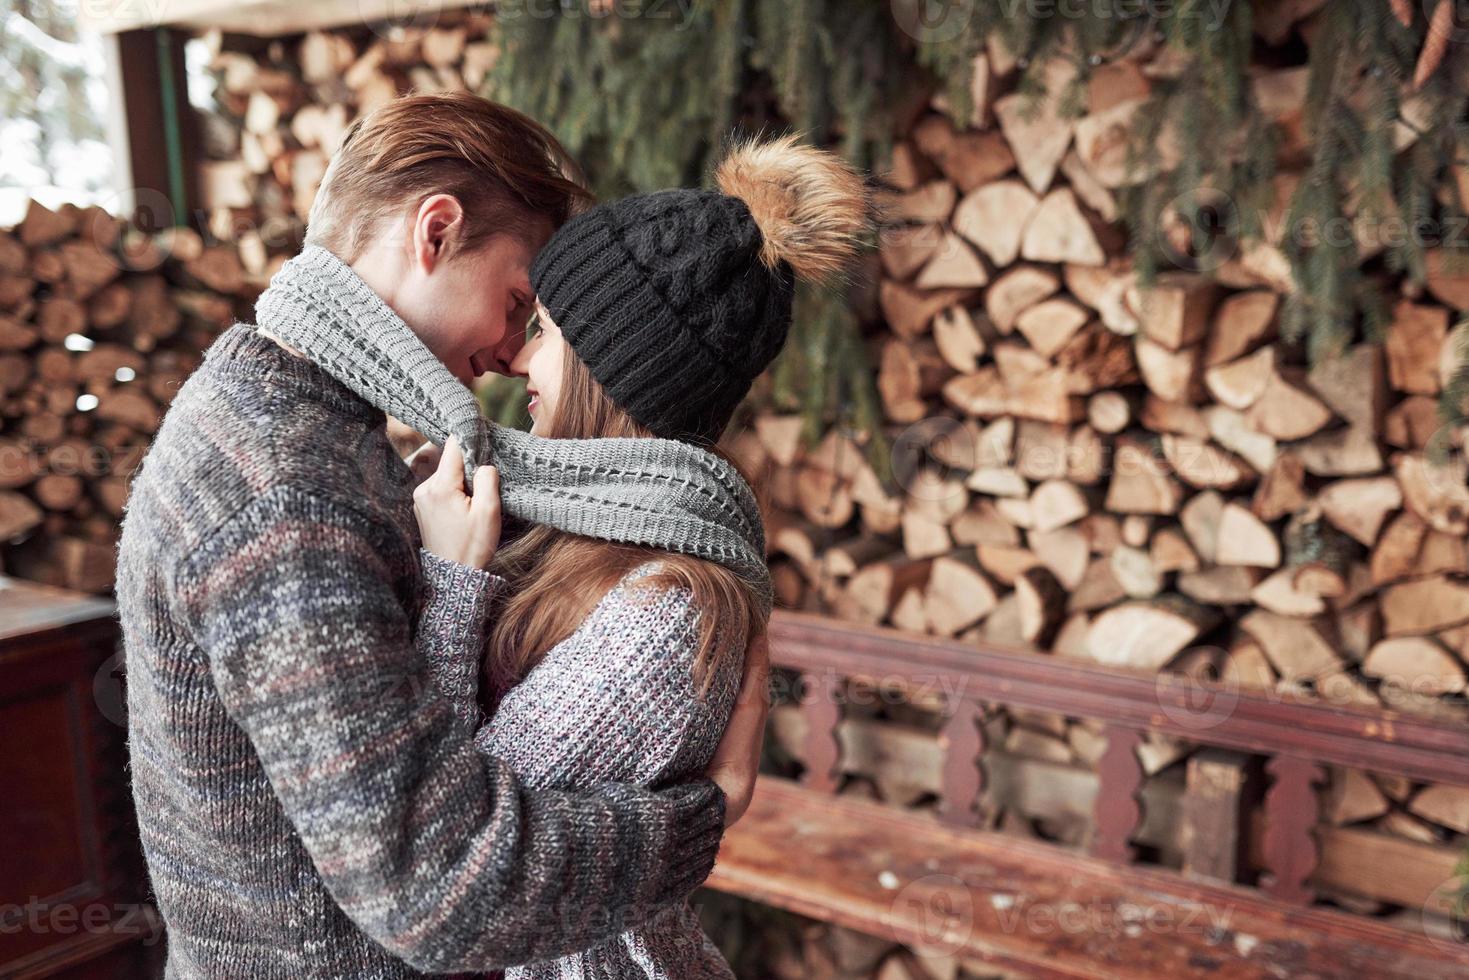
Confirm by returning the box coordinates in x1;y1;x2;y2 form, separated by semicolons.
392;229;550;387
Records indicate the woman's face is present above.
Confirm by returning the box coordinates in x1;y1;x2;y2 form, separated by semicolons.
509;299;566;436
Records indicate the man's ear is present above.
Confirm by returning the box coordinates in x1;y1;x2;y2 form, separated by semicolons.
411;194;466;273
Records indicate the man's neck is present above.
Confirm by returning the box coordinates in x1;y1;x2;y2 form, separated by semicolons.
257;326;306;359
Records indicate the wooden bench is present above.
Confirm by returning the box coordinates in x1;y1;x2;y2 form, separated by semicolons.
707;610;1469;978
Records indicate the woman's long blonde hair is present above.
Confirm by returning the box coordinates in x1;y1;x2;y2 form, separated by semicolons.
484;349;761;704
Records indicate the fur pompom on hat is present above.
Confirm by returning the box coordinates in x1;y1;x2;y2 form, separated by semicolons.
531;135;868;445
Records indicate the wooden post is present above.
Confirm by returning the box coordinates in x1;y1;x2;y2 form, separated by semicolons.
1181;748;1260;884
937;698;985;827
1090;725;1143;863
800;671;842;794
100;28;199;230
1262;754;1325;905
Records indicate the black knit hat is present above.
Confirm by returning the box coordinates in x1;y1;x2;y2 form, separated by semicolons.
531;136;867;445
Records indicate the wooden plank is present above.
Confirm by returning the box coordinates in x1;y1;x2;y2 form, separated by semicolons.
0;577;115;648
769;610;1469;786
81;0;488;35
710;779;1469;980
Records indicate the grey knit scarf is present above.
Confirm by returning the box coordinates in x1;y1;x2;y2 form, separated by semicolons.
255;245;771;614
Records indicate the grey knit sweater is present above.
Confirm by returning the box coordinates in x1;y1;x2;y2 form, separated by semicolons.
116;326;727;978
419;555;740;979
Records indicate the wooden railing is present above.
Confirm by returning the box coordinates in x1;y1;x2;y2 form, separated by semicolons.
768;608;1469;909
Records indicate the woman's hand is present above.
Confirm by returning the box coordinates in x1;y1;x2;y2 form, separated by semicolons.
705;631;770;826
413;436;501;568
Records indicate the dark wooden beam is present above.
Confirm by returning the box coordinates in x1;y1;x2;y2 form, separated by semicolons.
101;28;199;231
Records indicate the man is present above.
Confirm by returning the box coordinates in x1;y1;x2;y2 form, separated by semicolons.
116;93;767;978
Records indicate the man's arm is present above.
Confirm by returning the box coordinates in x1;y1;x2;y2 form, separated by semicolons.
416;549;500;732
173;487;724;973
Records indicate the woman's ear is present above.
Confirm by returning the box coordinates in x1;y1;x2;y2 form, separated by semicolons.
411;193;466;272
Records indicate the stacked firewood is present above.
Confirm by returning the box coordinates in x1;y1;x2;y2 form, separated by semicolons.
707;905;1006;980
0;200;251;591
735;46;1469;730
197;10;500;274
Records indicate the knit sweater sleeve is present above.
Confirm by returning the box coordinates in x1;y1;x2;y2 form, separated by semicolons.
172;488;725;973
477;565;744;793
416;549;501;732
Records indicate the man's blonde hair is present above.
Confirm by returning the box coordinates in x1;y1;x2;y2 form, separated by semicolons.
307;92;591;261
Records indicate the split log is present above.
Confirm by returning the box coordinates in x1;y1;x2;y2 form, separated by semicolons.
1318;476;1402;546
1205;291;1278;366
952;498;1022;547
1252;453;1308;521
1028;525;1089;589
1295;345;1386;477
931;305;987;373
992;61;1076;193
985;265;1059;334
953;180;1038;266
1409;785;1469;834
1110;544;1162;599
914;233;988;290
1175;487;1222;564
1014;298;1089;359
1381;576;1469;636
1239;610;1345;683
1028;478;1088;532
1363;638;1466;695
1132;274;1218;351
1371;510;1426;586
976;543;1040;585
1245;369;1333;441
1395;452;1469;535
1178;566;1260;606
1086;390;1133;434
1020;188;1106;266
1161;435;1254;490
839;557;931;625
1204;345;1274;409
1386;301;1449;395
1203;406;1276;475
924;553;997;636
1085;599;1219;670
1104;437;1182;515
1135;339;1200;403
1214;502;1280;568
880;281;973;339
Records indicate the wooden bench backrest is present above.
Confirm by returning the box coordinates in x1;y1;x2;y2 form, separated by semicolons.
770;609;1469;907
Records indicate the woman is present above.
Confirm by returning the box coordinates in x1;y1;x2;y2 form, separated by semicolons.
413;136;868;979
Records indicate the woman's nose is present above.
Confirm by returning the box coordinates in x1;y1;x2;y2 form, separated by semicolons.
508;338;533;377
